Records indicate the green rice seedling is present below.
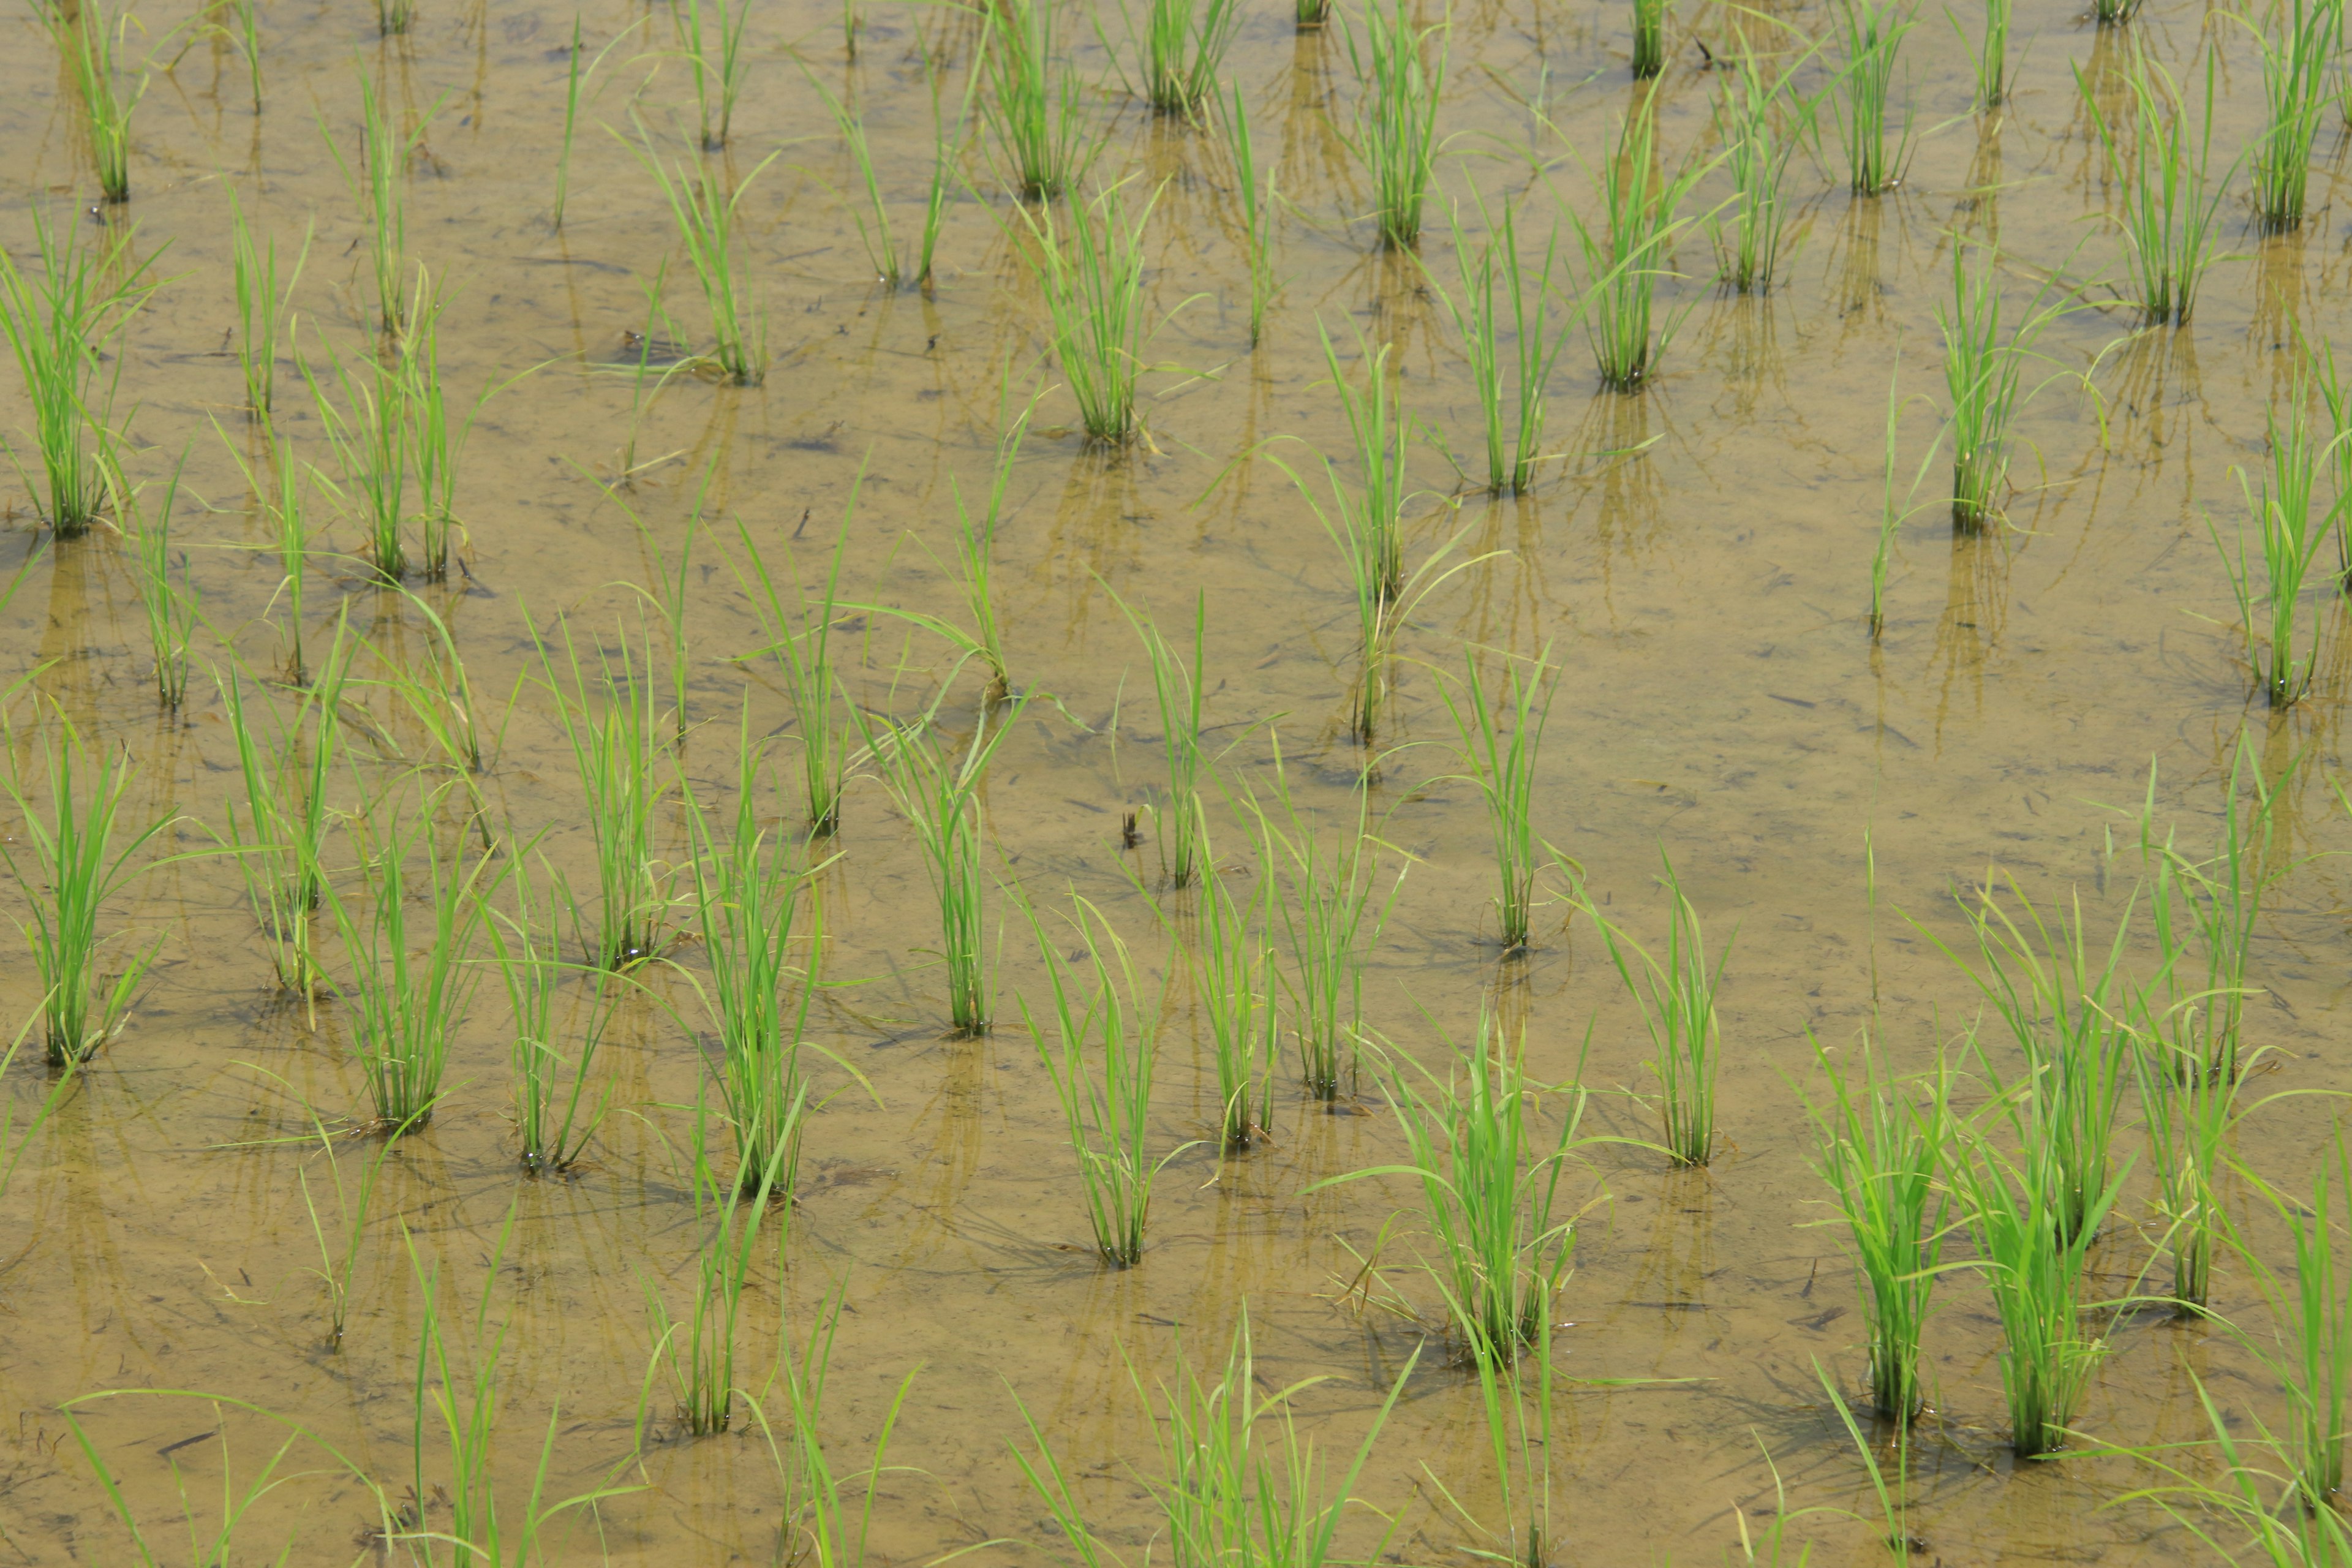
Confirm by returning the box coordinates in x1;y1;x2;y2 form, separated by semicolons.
632;131;775;385
555;17;584;226
209;417;316;679
0;720;173;1066
1012;1321;1420;1566
1316;322;1409;603
2211;381;2340;709
402;273;514;582
1801;1035;1950;1422
982;0;1090;200
856;695;1026;1034
671;0;752;151
744;1283;920;1567
1959;0;2011;108
489;855;616;1175
1020;177;1159;443
1436;646;1555;952
123;452;197;711
1112;589;1208;888
320;73;434;337
1944;1088;2121;1457
0;205;158;537
66;1416;314;1564
1296;0;1331;27
2124;973;2234;1315
218;644;350;1006
680;720;822;1193
541;620;670;968
374;0;415;35
1581;847;1732;1167
2092;0;2143;21
1939;249;2068;532
2140;741;2282;1084
805;67;901;286
227;186;307;418
888;382;1036;703
2122;1379;2352;1566
1834;0;1915;195
232;0;262;111
1869;350;1944;638
1428;197;1572;493
53;0;148;203
1814;1359;1916;1563
1708;42;1811;295
1180;831;1279;1150
1630;0;1667;77
1344;0;1446;249
1140;0;1242;114
1320;1015;1587;1366
1223;82;1280;344
282;1090;414;1348
1333;526;1489;748
645;1090;797;1436
1019;894;1188;1266
1564;95;1712;393
915;66;978;288
2077;50;2228;326
298;330;409;580
2230;1144;2352;1515
2244;0;2334;233
734;507;856;837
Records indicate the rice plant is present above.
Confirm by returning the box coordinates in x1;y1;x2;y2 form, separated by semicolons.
1322;1015;1588;1366
1708;43;1807;295
1019;895;1188;1266
982;0;1089;200
322;790;499;1131
320;72;429;337
54;0;147;203
856;695;1025;1034
277;1079;412;1346
375;0;415;34
0;720;172;1066
401;275;508;582
2138;742;2280;1085
633;130;774;385
227;186;308;418
1436;647;1555;952
2233;1144;2352;1514
1345;0;1446;249
671;0;752;151
1801;1035;1949;1423
1870;350;1943;638
232;0;262;111
219;646;348;1008
0;205;157;537
1296;0;1331;26
1582;847;1731;1167
488;855;615;1175
1834;0;1915;195
1428;197;1570;494
1020;177;1158;443
299;331;410;581
1302;324;1411;609
1114;590;1208;888
2078;50;2227;326
736;509;855;836
908;379;1038;702
2210;381;2340;709
807;67;903;287
1224;82;1280;344
1181;833;1278;1151
122;453;196;711
745;1284;920;1567
1630;0;1667;77
1140;0;1242;114
1961;0;2010;108
1565;95;1710;392
2092;0;2143;21
1939;249;2068;532
2245;0;2333;233
541;620;670;968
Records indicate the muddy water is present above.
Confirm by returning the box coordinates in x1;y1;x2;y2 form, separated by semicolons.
1;0;2349;1559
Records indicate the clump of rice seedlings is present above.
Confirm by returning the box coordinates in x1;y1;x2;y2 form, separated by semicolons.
227;187;308;418
489;855;615;1175
219;646;349;1007
123;453;197;710
1019;894;1188;1266
680;720;821;1193
1333;526;1488;748
1581;848;1731;1167
1834;0;1915;195
806;67;902;287
1939;249;2067;532
1020;177;1158;444
2143;741;2281;1084
1437;647;1555;953
1223;83;1280;345
856;695;1025;1035
1306;323;1411;604
1813;1359;1917;1562
2231;1144;2352;1515
671;0;752;151
542;620;671;968
2245;0;2333;233
1016;1317;1420;1564
1943;1087;2120;1457
736;511;856;837
320;74;431;337
231;0;262;112
645;1088;798;1436
0;205;157;538
1801;1035;1949;1423
1565;94;1709;393
401;274;510;582
2092;0;2143;21
322;789;499;1131
632;130;774;385
2210;378;2340;709
270;1076;415;1346
1344;0;1447;249
2078;50;2227;326
1296;0;1331;28
299;330;410;581
1181;832;1279;1150
1428;197;1570;494
1114;589;1208;888
982;0;1090;200
374;0;415;35
1630;0;1667;77
1708;42;1808;295
1140;0;1242;114
53;0;148;203
0;718;173;1067
745;1283;921;1567
1960;0;2010;108
897;385;1036;703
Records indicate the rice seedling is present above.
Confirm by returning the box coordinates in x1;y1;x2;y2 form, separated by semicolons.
1139;0;1242;115
1943;1086;2121;1458
856;695;1025;1034
218;644;349;1006
1344;0;1447;249
736;508;856;837
2210;379;2340;709
2078;50;2228;326
2226;1142;2352;1517
1428;196;1572;493
914;68;978;289
1833;0;1915;195
1296;0;1331;26
881;382;1036;702
1019;894;1188;1266
2120;1378;2352;1566
0;719;173;1067
630;128;774;385
323;788;502;1131
2244;0;2334;233
227;187;306;419
232;0;262;112
0;204;159;538
53;0;148;203
64;1412;312;1563
1630;0;1667;78
1113;589;1208;888
287;1091;413;1348
1814;1358;1917;1563
1870;349;1944;638
402;274;513;582
1708;41;1810;295
1179;831;1279;1150
1801;1035;1950;1423
671;0;752;151
982;0;1090;200
375;0;415;35
1581;848;1731;1167
555;17;585;227
644;1089;797;1436
122;452;197;711
1939;248;2069;532
1959;0;2011;108
540;619;671;968
1436;646;1555;952
488;855;616;1175
1020;177;1159;443
806;68;901;287
1013;1318;1420;1566
744;1282;921;1567
1223;82;1280;345
2092;0;2143;21
320;73;432;337
298;329;410;581
1564;94;1711;393
2143;741;2282;1085
1305;323;1410;604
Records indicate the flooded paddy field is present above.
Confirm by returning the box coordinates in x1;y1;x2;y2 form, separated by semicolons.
2;0;2352;1560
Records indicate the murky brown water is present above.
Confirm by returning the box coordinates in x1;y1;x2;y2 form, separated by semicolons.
3;0;2351;1559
